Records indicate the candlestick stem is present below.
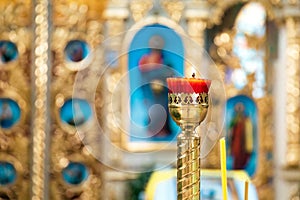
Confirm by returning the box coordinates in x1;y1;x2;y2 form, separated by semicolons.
177;131;201;200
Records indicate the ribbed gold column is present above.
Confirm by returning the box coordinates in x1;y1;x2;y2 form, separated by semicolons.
31;0;50;199
285;16;300;167
177;134;201;200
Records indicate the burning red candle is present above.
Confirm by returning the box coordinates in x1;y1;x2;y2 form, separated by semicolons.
167;77;211;93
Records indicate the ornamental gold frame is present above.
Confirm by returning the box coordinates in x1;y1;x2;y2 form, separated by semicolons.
53;92;96;134
0;88;28;133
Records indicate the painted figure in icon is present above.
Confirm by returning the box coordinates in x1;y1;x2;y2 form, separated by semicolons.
0;41;18;64
67;101;85;126
138;35;174;137
0;102;13;128
228;102;253;169
65;41;87;62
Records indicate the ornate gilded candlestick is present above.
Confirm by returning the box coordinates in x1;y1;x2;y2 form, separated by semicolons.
167;75;211;200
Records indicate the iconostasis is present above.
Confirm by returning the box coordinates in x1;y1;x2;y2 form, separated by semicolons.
0;0;299;199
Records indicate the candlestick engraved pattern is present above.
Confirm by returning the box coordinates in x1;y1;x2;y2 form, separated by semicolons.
177;135;201;200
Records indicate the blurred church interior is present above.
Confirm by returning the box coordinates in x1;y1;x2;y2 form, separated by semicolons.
0;0;300;199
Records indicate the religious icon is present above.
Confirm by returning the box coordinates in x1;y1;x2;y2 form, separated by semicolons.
226;95;257;176
60;98;92;127
138;35;175;137
128;23;184;148
0;98;21;129
0;102;13;127
67;101;86;126
62;162;89;185
0;161;17;186
228;102;253;169
64;40;89;62
0;41;18;64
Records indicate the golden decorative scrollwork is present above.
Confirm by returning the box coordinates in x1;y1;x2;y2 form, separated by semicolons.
161;0;184;23
285;16;300;168
0;1;31;199
130;0;153;22
50;0;107;199
0;1;31;31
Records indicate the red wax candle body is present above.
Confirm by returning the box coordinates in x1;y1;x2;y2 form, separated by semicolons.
167;77;211;93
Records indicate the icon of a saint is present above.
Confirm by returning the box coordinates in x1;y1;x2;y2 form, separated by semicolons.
0;42;17;64
138;35;174;137
228;103;253;169
0;102;13;128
